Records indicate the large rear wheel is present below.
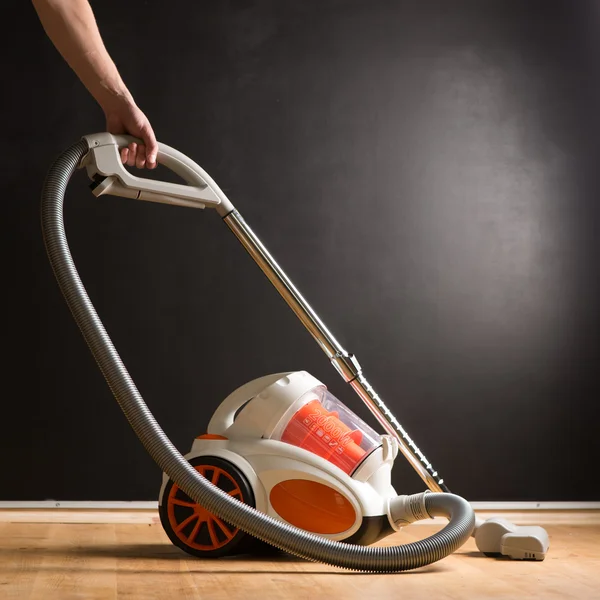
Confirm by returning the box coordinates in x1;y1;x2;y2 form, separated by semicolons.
159;456;259;558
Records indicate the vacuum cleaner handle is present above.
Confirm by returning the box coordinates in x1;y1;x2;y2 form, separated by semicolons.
80;133;234;216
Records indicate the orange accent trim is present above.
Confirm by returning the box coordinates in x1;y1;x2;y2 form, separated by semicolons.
167;464;242;551
195;434;228;440
270;479;357;534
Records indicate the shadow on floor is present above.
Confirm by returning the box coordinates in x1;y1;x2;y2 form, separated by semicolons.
460;550;512;560
0;543;446;575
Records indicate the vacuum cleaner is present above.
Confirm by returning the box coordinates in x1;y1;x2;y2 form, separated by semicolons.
41;133;550;572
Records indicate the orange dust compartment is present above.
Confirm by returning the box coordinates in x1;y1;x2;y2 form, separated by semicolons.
271;387;382;475
282;399;366;474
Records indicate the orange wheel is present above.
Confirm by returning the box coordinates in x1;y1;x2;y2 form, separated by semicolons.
158;456;258;558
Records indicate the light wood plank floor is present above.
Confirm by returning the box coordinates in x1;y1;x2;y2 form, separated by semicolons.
0;510;598;599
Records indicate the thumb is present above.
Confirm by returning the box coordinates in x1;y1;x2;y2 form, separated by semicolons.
140;121;158;168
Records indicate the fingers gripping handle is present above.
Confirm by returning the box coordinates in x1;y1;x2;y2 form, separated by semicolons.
81;133;234;215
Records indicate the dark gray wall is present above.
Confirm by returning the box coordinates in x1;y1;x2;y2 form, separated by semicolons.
3;0;599;501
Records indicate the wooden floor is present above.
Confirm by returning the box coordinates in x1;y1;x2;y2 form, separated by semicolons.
0;510;599;599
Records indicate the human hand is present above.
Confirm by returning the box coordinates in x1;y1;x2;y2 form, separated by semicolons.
104;98;158;169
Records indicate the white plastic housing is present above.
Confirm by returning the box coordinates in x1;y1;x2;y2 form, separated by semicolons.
209;371;382;476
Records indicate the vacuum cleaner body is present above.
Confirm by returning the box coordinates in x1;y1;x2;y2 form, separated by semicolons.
158;371;402;557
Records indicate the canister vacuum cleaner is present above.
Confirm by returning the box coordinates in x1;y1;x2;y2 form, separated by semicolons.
41;133;550;572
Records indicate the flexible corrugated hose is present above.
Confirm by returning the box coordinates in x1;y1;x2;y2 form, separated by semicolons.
41;139;475;572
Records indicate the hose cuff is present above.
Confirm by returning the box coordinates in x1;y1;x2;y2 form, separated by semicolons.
387;491;432;530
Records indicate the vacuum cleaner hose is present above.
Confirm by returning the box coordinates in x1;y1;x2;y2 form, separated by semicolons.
41;140;475;572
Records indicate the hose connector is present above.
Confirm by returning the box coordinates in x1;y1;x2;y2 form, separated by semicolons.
387;491;432;530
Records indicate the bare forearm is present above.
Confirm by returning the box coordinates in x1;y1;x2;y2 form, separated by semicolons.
33;0;158;168
31;0;131;111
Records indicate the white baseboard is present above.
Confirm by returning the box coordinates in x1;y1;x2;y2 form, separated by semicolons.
0;501;598;510
0;501;159;510
469;501;600;510
1;501;598;525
